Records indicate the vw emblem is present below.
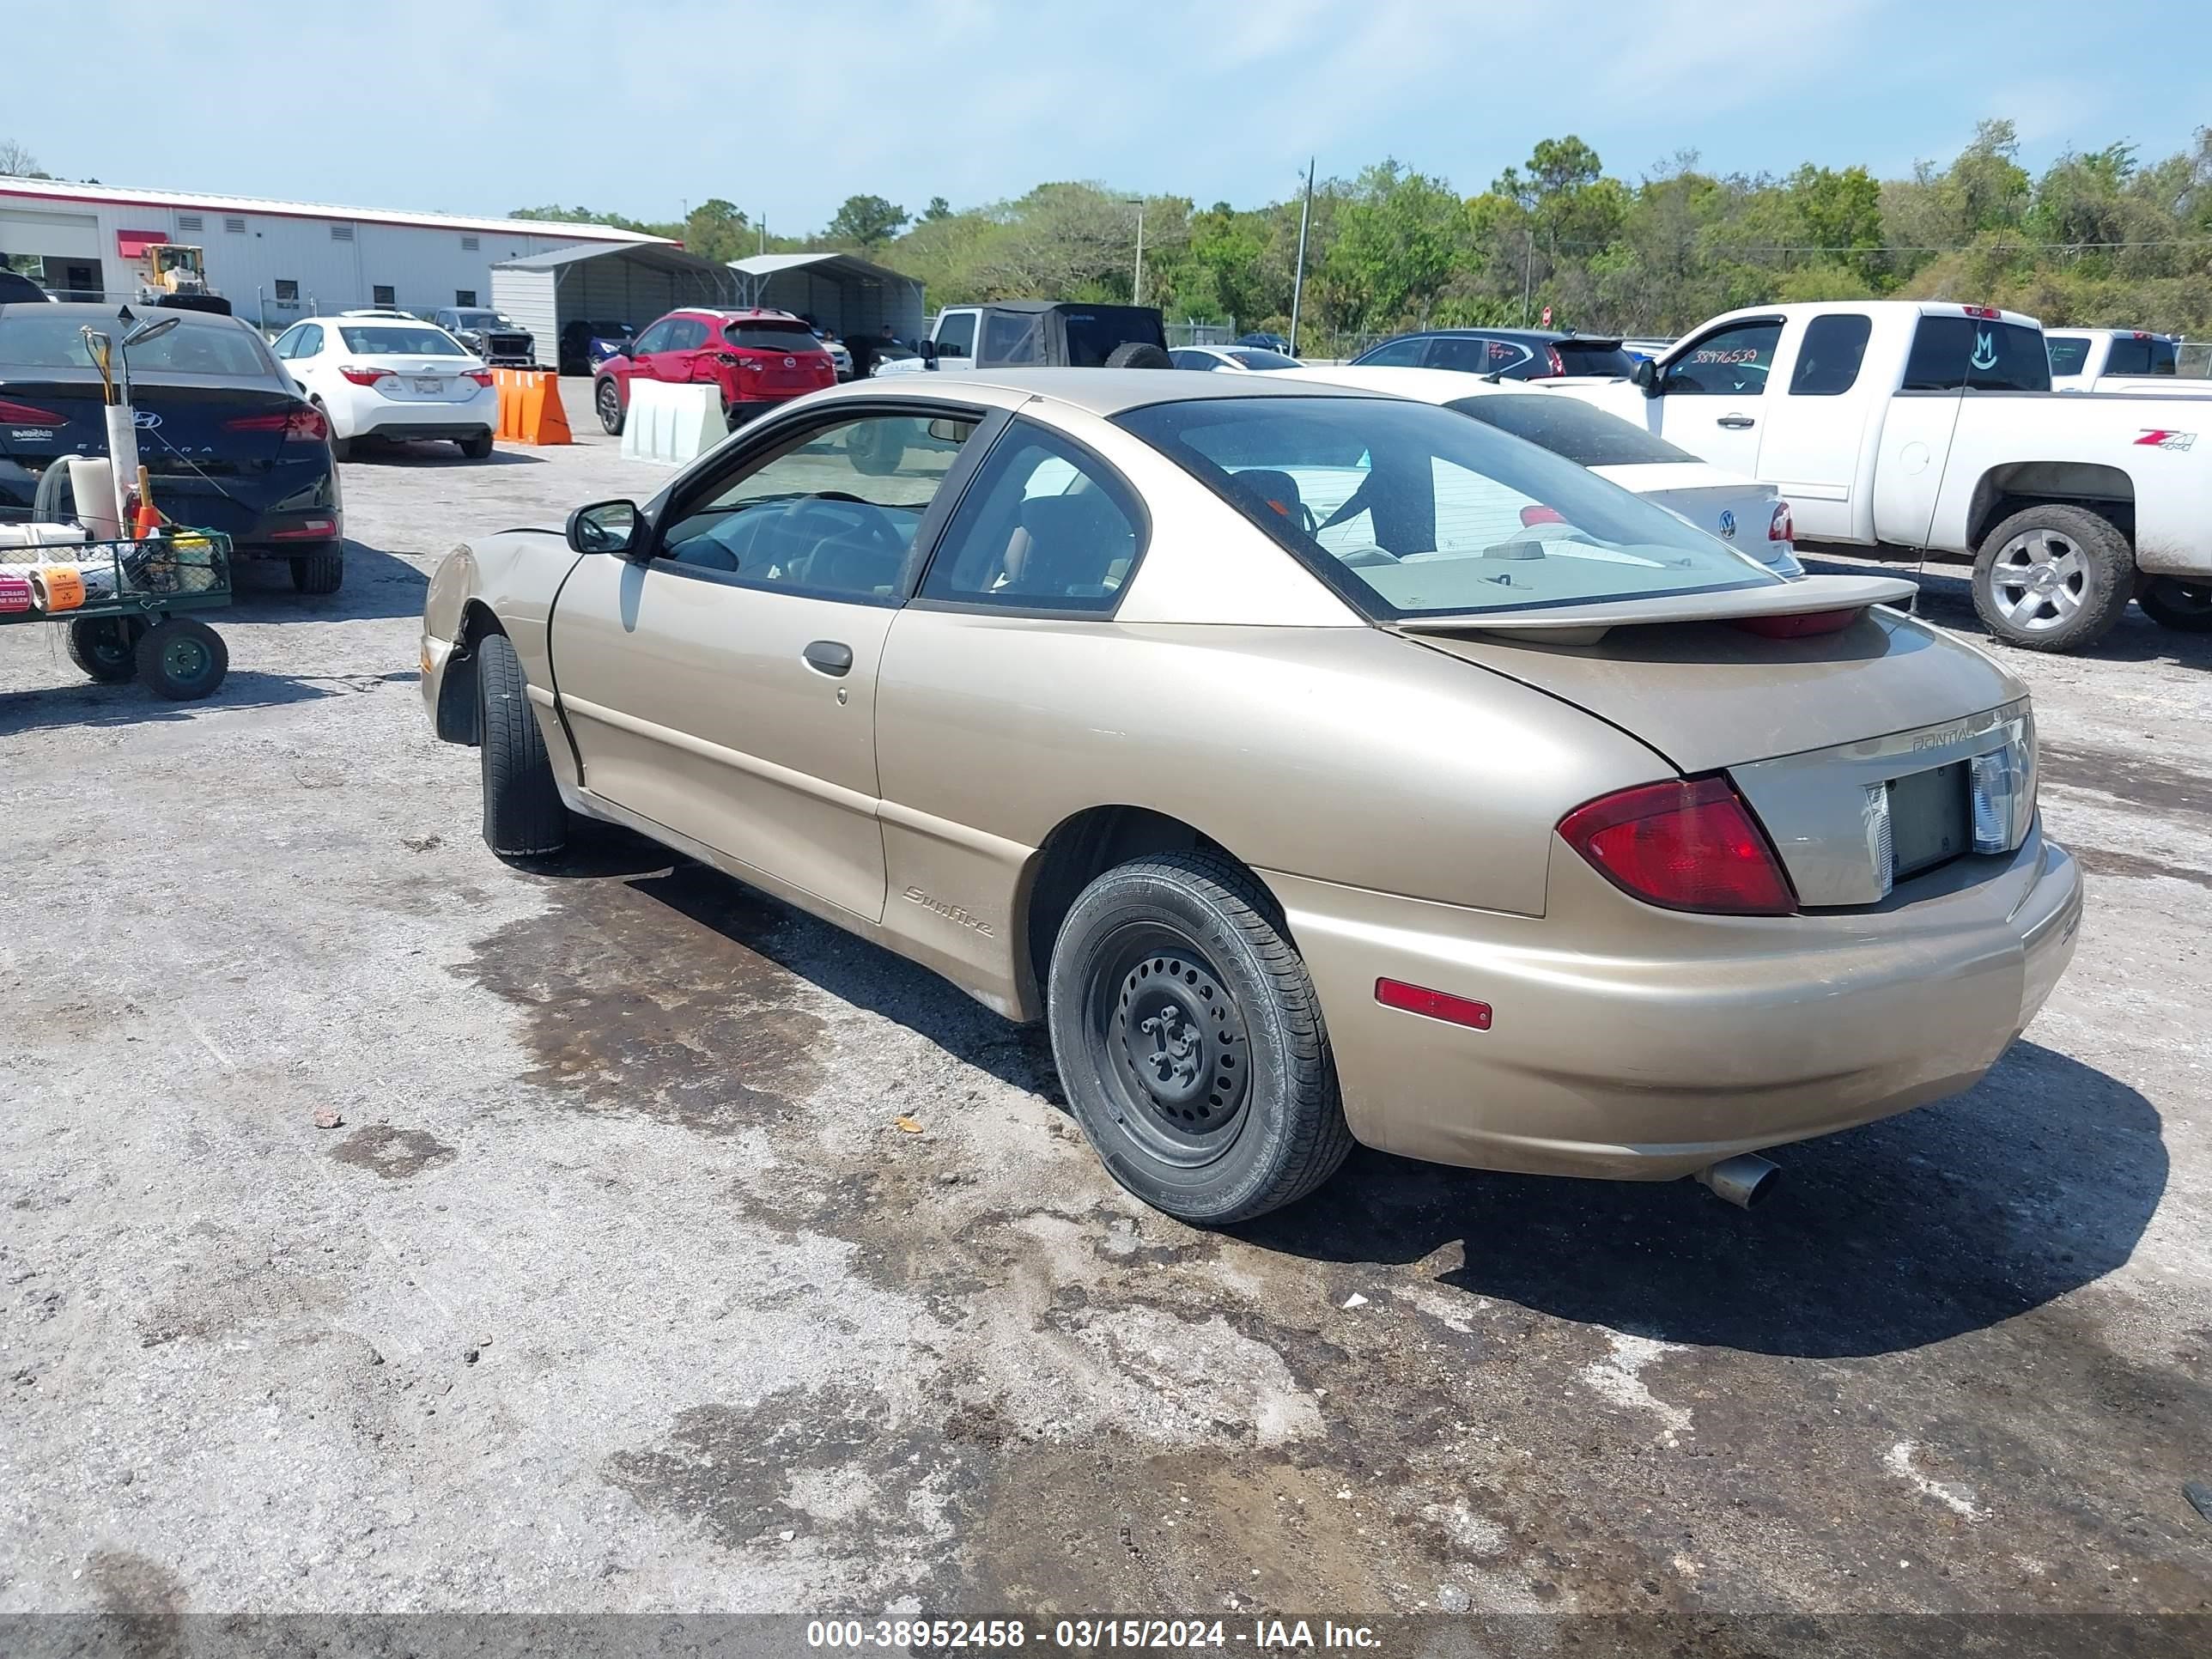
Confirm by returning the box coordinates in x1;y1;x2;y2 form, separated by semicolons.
133;409;162;430
1717;508;1736;539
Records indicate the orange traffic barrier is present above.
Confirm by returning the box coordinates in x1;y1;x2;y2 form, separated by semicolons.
493;368;573;447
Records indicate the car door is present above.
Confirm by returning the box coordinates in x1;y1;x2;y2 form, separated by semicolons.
932;309;979;370
624;318;675;386
1750;310;1876;541
1647;316;1784;475
547;403;996;922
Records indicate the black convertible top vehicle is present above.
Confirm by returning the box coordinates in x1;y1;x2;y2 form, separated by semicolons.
0;302;344;592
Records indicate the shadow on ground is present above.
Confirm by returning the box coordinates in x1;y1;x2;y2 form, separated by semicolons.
0;666;417;738
228;539;429;623
491;849;2160;1363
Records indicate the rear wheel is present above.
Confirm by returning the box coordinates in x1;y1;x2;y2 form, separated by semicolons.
1047;851;1352;1224
2139;577;2212;634
459;432;495;460
134;617;228;701
1104;341;1174;369
66;616;144;683
289;545;344;594
1972;503;2135;653
594;378;623;435
477;631;569;860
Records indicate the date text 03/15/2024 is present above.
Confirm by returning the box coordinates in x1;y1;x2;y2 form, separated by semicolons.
805;1618;1384;1650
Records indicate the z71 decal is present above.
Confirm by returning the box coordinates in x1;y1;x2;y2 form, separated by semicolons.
2135;429;2197;451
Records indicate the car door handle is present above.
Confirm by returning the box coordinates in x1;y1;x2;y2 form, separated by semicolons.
802;640;854;678
1716;413;1756;429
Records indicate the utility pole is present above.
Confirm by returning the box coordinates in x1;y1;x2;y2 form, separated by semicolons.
1520;221;1534;327
1288;156;1314;356
1126;198;1146;305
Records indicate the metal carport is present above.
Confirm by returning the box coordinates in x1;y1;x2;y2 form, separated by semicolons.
491;241;739;374
728;252;927;346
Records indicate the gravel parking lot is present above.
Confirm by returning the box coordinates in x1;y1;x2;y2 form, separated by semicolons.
3;382;2208;1638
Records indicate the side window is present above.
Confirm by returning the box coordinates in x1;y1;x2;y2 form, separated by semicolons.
920;420;1144;614
1661;320;1784;395
1169;349;1212;370
664;318;708;351
981;310;1041;364
271;326;302;359
935;312;976;360
1787;314;1873;397
1356;336;1425;368
295;324;323;357
1428;337;1531;376
2149;337;2178;375
630;320;672;355
653;413;979;600
2104;335;2153;377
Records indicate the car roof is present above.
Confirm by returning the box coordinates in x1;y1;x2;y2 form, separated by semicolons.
1377;327;1620;346
1273;365;1520;403
851;367;1378;417
0;300;250;329
680;307;806;323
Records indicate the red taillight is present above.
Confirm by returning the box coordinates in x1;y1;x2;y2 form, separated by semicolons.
1521;504;1566;526
1375;978;1492;1030
1768;500;1793;543
0;398;64;424
1558;776;1795;915
1544;344;1565;376
225;404;329;441
1961;305;2001;320
337;365;390;386
465;369;494;387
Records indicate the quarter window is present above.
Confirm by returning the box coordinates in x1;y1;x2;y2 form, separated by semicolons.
919;420;1143;614
1787;313;1873;396
1662;320;1784;395
654;413;979;601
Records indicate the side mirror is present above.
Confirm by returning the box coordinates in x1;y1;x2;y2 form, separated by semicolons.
1631;358;1660;395
568;499;641;556
916;339;937;369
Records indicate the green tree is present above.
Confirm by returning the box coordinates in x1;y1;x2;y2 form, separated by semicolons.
825;194;909;247
922;196;953;222
682;198;751;265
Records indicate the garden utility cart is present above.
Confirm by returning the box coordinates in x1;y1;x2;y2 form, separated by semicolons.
0;531;233;700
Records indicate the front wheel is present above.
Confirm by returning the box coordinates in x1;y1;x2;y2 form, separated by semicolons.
135;617;228;701
476;631;569;860
66;616;143;683
2139;577;2212;634
1047;851;1352;1224
1972;504;2135;653
594;378;623;436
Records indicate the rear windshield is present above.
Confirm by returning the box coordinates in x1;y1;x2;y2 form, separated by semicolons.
726;323;821;351
1061;307;1166;367
338;325;470;356
1445;393;1693;466
2045;337;2090;377
451;310;513;330
1553;340;1636;376
0;312;272;376
1903;316;2051;392
1116;395;1775;619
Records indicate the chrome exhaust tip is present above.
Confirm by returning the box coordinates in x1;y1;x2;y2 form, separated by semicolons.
1695;1152;1780;1210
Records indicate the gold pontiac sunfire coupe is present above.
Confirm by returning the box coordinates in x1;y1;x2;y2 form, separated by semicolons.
421;369;2081;1223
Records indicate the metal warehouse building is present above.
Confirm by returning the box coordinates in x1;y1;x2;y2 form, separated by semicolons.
0;177;667;335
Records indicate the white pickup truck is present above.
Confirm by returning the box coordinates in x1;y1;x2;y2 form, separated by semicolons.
1547;301;2212;650
2045;328;2209;397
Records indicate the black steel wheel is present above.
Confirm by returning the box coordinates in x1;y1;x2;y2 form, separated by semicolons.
66;616;144;683
2139;577;2212;634
594;377;623;436
1048;851;1352;1224
134;617;228;701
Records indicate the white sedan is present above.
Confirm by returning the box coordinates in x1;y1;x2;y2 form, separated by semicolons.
1278;364;1802;577
271;313;498;461
1170;344;1304;372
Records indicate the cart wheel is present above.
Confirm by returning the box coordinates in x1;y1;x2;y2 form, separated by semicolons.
66;616;146;683
135;617;228;701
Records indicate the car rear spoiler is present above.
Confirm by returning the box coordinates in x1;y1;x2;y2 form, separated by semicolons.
1389;573;1921;646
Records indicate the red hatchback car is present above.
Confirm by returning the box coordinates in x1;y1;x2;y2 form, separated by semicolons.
592;307;836;434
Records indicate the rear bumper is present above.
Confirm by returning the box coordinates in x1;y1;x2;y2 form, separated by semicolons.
353;421;492;443
331;383;498;441
1266;824;2082;1181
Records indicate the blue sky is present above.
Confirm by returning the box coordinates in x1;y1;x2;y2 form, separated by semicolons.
9;0;2205;228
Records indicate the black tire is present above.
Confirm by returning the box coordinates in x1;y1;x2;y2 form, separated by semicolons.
316;405;350;463
1047;850;1352;1224
459;432;495;460
847;421;905;476
133;617;228;701
2138;577;2212;634
477;631;568;860
289;545;344;594
66;616;143;683
594;378;623;436
1972;503;2135;653
1104;342;1174;370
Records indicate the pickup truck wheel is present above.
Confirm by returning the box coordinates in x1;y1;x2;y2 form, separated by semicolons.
2139;578;2212;633
1104;342;1174;369
1972;504;2135;653
477;631;569;860
1047;851;1353;1224
594;378;623;436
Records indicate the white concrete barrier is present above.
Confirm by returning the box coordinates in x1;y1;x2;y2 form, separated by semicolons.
619;380;726;466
